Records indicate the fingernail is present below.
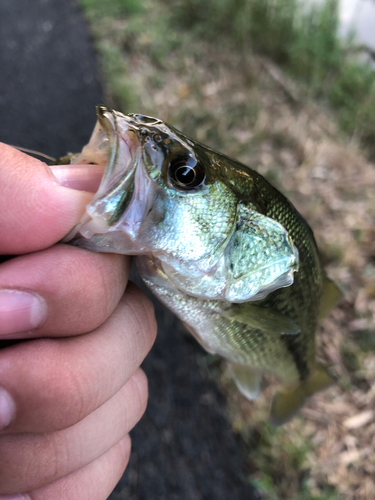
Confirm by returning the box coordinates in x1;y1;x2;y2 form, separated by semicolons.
0;495;31;500
0;386;16;430
0;289;47;337
50;164;104;192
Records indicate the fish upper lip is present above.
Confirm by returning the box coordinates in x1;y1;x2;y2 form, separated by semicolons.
96;105;138;170
96;105;117;145
95;105;140;192
96;105;119;179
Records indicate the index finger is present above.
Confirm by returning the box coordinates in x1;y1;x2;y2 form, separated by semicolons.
0;143;96;254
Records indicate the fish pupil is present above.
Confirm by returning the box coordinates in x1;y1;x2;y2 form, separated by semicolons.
169;156;205;190
176;165;196;185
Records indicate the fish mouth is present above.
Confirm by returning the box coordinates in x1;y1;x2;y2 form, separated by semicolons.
65;105;150;247
93;105;140;226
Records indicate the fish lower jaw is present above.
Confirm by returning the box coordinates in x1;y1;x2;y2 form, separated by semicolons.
115;221;142;241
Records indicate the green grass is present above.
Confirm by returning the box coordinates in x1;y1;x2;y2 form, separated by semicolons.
80;0;144;17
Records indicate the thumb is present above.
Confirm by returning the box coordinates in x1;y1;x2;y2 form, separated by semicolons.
0;143;103;254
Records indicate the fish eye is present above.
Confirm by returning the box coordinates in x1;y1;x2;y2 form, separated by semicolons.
169;155;205;190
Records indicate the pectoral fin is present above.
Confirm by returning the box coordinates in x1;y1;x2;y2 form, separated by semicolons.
181;321;216;354
319;274;343;320
270;363;333;426
223;303;300;336
231;364;262;400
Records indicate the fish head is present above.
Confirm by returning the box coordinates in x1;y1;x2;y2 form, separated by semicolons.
66;106;299;302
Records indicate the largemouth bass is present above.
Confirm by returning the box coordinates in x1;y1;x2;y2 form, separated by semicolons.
64;105;342;425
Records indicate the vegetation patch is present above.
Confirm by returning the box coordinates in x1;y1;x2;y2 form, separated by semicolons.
171;0;375;159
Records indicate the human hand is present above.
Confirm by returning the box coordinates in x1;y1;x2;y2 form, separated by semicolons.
0;143;156;500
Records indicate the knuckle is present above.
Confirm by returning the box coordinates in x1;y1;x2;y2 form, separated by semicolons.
31;341;89;430
123;283;157;349
118;434;132;465
129;369;149;418
0;433;58;493
94;253;129;319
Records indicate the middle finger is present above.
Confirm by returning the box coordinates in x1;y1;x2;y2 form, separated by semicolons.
0;244;129;339
0;283;156;434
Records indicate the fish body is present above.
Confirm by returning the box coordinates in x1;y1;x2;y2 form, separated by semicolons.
65;106;341;424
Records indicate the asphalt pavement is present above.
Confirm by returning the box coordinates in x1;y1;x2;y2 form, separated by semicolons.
0;1;259;499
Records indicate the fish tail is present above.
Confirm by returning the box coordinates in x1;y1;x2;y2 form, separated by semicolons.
269;363;333;426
